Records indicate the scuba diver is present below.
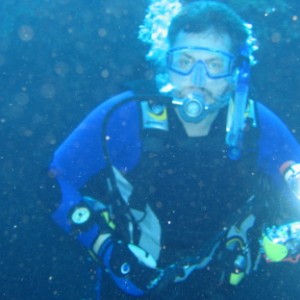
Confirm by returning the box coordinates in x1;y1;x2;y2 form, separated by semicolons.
47;1;300;299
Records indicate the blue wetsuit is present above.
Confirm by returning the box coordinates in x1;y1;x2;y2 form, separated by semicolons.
50;87;300;298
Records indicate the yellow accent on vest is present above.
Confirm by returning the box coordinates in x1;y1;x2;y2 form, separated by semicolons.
226;237;244;249
147;108;167;121
262;235;288;262
101;211;116;230
229;272;245;285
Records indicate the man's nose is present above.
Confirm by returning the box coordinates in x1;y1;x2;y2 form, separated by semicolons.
191;61;206;88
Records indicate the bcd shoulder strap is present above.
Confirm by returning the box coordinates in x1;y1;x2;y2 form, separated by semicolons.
99;89;170;248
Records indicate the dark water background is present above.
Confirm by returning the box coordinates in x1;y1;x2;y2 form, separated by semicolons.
1;0;300;299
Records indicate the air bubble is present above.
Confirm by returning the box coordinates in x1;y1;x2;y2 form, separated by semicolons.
18;25;34;42
41;84;56;99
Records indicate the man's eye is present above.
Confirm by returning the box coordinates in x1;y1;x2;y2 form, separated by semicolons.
208;62;222;70
207;60;227;74
178;57;193;69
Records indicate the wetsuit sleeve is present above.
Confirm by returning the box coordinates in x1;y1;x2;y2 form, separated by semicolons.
256;102;300;214
47;91;185;297
49;91;136;248
257;102;300;179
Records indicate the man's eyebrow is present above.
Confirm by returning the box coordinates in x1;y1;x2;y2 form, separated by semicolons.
180;52;194;59
205;56;223;62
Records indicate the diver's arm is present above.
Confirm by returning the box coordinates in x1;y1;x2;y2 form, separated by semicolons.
255;102;300;263
49;91;136;241
256;102;300;192
49;92;182;297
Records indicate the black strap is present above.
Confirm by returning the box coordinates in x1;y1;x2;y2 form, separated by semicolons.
100;92;169;243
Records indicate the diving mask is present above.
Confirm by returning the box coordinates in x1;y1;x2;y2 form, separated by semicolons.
167;46;235;79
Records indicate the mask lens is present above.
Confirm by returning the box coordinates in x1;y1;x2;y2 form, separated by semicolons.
206;55;230;77
168;47;234;78
170;49;195;74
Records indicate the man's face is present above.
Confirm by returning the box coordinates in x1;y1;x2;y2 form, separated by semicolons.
168;30;235;106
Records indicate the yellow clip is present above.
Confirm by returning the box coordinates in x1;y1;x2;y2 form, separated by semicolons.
147;107;167;121
262;235;288;262
229;272;245;286
101;211;116;230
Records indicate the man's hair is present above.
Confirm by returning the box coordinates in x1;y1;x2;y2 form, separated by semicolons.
168;1;249;55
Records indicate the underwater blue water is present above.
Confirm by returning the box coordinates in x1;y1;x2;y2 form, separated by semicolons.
1;0;300;299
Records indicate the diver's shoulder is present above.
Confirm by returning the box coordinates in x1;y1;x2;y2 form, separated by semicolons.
254;100;280;120
95;79;161;116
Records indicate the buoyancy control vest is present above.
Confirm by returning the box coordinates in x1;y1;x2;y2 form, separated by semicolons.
93;80;261;262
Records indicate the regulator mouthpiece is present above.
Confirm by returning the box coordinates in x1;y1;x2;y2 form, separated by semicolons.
172;93;208;123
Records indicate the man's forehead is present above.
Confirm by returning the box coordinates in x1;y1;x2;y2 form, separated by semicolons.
172;30;233;54
179;48;228;61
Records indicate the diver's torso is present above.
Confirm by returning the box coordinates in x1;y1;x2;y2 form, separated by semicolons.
146;107;258;264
